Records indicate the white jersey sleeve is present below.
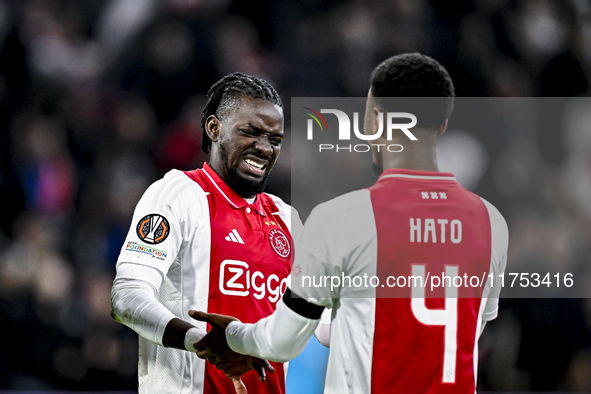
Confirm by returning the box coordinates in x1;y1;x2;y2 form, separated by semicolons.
116;170;202;283
290;189;377;307
225;298;320;363
111;170;209;345
480;197;509;321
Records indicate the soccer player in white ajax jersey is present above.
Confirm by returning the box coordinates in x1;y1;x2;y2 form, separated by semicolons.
192;54;509;394
111;73;302;394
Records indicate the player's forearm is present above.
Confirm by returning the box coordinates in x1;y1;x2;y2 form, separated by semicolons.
111;262;206;351
111;277;177;346
225;298;320;363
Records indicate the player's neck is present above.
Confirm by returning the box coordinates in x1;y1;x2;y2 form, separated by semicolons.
380;139;439;172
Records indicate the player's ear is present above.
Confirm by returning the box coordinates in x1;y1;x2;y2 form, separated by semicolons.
372;107;382;135
205;115;221;142
437;119;448;136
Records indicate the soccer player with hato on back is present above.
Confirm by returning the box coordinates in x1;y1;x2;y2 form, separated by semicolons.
191;53;509;393
111;73;302;394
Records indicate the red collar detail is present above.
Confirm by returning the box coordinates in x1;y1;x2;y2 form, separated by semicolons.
201;163;266;215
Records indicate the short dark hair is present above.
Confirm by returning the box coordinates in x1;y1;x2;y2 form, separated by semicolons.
200;72;283;154
370;53;455;128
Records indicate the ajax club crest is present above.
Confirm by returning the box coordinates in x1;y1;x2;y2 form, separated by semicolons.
269;228;290;259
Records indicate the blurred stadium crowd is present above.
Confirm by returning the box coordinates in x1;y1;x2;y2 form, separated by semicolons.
0;0;590;391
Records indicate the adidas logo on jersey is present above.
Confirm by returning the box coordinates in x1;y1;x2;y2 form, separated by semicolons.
225;229;245;244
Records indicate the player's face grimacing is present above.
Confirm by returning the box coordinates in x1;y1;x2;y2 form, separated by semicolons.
208;96;284;198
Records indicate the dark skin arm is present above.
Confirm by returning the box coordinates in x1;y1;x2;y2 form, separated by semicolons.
162;318;195;349
190;310;240;361
188;310;275;394
162;314;274;394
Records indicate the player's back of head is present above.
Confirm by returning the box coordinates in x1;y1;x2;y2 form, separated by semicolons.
200;72;283;154
370;53;455;129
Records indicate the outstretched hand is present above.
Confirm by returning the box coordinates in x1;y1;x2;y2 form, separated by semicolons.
189;310;240;366
188;310;274;394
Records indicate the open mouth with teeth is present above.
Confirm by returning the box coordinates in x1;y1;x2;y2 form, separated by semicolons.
244;158;267;175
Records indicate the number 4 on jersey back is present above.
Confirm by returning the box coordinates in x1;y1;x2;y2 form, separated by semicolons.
411;264;459;384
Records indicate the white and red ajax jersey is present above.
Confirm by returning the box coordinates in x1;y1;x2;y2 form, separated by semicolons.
116;163;298;394
292;168;508;394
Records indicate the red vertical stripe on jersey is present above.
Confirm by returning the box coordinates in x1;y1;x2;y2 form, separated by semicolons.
184;166;290;394
369;170;491;394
